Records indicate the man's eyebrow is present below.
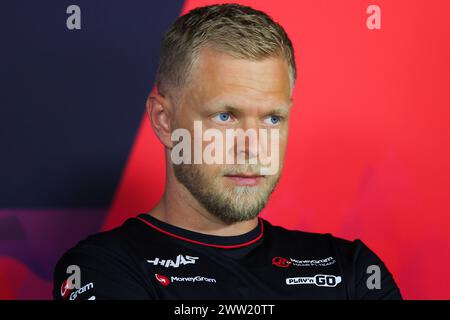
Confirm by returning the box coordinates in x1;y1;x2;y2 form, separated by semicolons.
267;107;290;116
206;103;291;116
205;103;240;113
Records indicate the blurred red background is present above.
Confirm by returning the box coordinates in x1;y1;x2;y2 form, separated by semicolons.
105;0;450;299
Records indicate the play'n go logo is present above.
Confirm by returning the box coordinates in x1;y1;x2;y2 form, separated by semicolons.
286;275;342;287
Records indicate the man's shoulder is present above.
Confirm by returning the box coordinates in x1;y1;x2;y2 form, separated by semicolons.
262;218;360;252
53;216;154;300
65;219;133;254
55;216;147;273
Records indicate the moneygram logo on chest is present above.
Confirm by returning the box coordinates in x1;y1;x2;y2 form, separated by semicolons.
147;254;199;268
272;256;336;268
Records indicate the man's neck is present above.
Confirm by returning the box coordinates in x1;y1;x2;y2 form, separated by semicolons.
148;189;259;237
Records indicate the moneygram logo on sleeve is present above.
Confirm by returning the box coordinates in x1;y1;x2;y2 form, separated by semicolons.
286;275;342;287
147;254;199;268
60;280;94;300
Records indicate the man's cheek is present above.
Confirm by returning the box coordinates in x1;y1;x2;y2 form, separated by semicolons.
277;135;288;160
199;164;221;180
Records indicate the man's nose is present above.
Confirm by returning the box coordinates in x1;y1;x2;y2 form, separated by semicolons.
235;118;259;162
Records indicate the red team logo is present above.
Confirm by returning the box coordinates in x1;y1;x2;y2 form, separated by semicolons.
155;273;171;286
60;279;73;299
272;257;292;268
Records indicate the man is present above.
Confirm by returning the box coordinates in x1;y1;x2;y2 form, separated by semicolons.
53;3;402;300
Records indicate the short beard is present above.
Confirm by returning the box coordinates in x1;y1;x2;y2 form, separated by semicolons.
173;163;280;224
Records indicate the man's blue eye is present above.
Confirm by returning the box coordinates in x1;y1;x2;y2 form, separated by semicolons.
215;112;231;122
265;115;281;125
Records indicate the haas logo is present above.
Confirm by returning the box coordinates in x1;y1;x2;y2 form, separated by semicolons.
147;254;199;268
155;273;170;286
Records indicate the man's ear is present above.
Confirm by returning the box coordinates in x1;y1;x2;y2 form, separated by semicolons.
146;88;173;148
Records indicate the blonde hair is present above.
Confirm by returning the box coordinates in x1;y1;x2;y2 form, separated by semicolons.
155;3;296;100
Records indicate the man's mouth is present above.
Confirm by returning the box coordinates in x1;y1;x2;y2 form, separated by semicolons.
223;173;265;186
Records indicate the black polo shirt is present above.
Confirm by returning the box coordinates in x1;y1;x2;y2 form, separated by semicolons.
53;213;402;300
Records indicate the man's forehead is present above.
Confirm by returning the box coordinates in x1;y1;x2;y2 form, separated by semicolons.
184;51;290;108
192;47;291;90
